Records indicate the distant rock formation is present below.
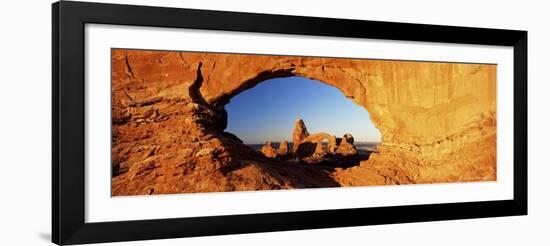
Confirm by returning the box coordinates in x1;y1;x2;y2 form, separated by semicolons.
295;142;317;160
277;140;290;158
343;133;354;145
291;120;357;162
312;142;327;159
336;134;358;156
301;132;335;160
327;135;338;154
260;142;278;158
292;119;309;153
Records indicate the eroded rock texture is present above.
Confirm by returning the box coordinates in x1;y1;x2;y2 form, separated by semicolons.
260;142;278;158
277;140;290;158
111;49;496;196
335;136;358;157
292;119;310;153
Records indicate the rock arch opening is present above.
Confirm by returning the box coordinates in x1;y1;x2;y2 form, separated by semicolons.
224;76;381;167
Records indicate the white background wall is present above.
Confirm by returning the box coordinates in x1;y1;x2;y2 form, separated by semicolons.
0;0;548;245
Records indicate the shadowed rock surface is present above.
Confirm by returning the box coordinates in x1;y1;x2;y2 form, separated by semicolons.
277;140;290;159
111;49;497;195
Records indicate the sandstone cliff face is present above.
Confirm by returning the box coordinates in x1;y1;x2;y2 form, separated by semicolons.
111;49;496;195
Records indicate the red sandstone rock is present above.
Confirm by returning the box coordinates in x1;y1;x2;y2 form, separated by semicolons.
110;49;497;195
292;119;309;153
336;134;358;157
277;140;290;158
261;142;278;158
343;133;354;145
312;142;327;159
327;135;338;154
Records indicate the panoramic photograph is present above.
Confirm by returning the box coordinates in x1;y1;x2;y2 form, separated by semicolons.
111;49;497;196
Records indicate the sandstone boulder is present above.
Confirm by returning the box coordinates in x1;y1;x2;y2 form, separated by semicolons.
260;142;278;158
336;134;358;157
277;140;290;158
343;133;354;145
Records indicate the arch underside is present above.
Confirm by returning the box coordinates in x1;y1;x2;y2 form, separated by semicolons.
110;49;497;196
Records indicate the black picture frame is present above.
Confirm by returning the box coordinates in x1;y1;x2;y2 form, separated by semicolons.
52;1;527;245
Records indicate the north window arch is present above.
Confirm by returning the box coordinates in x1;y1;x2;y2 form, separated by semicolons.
225;76;381;166
111;49;497;196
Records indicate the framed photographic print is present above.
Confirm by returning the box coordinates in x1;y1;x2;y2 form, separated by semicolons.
52;1;527;245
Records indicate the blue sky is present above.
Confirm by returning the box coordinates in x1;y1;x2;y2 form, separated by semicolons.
225;76;381;144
